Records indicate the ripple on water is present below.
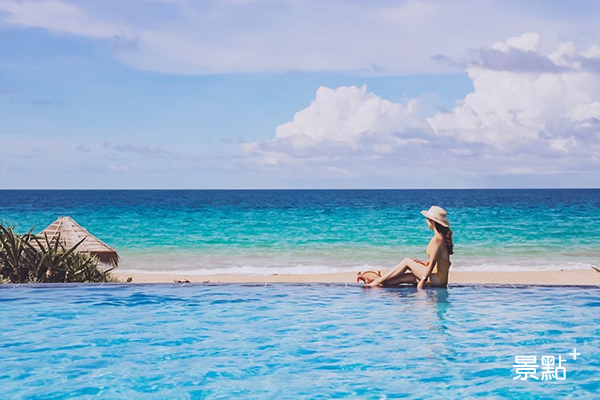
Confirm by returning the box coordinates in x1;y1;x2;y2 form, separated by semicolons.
0;284;598;398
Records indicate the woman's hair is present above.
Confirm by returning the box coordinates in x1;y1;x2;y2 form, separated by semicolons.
434;222;454;255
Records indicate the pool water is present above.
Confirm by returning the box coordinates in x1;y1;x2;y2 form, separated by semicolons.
1;284;599;398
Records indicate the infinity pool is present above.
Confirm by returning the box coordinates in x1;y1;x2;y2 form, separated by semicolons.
1;284;599;398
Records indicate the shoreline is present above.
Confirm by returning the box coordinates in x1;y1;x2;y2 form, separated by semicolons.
114;269;600;286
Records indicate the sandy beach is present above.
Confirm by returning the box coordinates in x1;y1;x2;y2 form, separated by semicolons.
115;269;600;285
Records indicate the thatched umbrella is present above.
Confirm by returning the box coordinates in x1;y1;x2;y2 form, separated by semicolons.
37;217;119;266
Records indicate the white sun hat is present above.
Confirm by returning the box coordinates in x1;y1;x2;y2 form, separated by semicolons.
420;205;450;227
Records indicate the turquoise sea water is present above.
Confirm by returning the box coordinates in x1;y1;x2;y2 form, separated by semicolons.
1;284;598;398
1;189;599;273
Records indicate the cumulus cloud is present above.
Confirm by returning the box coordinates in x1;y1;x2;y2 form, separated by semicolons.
427;33;600;153
246;34;600;182
243;85;424;165
490;32;540;53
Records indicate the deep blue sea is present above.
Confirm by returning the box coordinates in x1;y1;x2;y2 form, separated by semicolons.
1;283;598;398
1;189;599;274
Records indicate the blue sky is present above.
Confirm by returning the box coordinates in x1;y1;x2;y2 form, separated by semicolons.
1;0;600;188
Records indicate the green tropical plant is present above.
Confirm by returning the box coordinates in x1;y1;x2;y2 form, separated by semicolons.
0;223;37;282
0;222;118;283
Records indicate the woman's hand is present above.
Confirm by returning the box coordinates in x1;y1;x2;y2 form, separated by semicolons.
414;259;430;266
417;273;430;290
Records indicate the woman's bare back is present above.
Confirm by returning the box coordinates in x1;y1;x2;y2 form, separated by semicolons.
427;236;451;286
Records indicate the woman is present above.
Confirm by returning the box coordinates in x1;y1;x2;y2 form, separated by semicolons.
357;206;453;289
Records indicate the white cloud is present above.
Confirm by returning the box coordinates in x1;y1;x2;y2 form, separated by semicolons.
275;85;419;148
243;85;423;165
245;34;600;182
427;33;600;152
0;0;126;38
491;32;540;53
1;0;599;75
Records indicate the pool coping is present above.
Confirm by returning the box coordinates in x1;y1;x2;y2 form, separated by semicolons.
1;282;600;289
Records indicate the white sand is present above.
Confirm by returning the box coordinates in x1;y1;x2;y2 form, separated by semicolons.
115;269;600;285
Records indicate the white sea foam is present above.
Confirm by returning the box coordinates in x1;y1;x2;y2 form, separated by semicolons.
116;253;597;275
448;260;594;272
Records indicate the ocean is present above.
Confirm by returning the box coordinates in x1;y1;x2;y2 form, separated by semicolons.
1;189;599;275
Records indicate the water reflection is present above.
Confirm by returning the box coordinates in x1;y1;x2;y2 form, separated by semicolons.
362;285;454;341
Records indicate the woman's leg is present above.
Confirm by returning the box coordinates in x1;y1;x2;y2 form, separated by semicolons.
356;270;381;285
368;258;428;286
381;272;418;286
